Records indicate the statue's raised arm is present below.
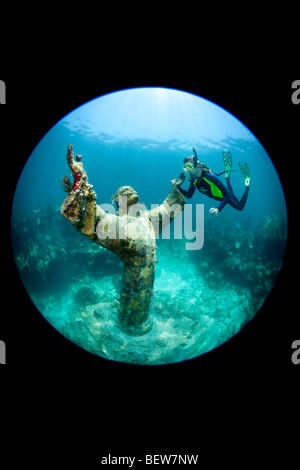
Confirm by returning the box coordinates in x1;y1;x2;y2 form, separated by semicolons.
61;144;98;238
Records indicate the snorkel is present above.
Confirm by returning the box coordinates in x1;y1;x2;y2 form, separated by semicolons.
183;148;207;179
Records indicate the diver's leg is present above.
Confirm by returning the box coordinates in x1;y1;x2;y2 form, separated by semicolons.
226;176;234;193
228;188;249;211
228;193;240;210
227;161;251;211
237;187;249;210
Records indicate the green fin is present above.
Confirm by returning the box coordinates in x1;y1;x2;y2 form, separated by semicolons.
239;162;251;186
223;151;232;178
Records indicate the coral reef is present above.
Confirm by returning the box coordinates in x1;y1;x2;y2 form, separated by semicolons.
194;212;287;305
254;213;287;259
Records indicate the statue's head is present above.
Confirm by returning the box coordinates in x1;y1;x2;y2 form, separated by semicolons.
111;186;139;209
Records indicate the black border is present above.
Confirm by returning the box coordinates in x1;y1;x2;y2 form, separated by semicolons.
4;74;297;369
1;65;299;460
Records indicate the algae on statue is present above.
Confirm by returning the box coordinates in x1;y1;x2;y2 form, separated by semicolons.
61;144;185;336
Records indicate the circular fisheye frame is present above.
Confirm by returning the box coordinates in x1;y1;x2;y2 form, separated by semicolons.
11;88;287;365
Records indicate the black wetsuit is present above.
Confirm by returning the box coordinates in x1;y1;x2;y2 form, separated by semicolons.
179;170;249;212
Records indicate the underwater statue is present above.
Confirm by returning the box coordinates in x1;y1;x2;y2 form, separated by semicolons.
61;144;185;336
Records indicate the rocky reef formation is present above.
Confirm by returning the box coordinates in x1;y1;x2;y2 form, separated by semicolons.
195;212;287;307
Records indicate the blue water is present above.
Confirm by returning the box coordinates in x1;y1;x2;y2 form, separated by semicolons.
11;88;287;365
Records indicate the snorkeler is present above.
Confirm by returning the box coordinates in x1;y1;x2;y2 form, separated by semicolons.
172;147;250;216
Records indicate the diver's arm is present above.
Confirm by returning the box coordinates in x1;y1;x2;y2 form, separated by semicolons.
210;193;231;215
178;180;196;199
216;193;231;212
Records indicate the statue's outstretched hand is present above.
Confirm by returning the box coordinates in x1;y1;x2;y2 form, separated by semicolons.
171;172;185;187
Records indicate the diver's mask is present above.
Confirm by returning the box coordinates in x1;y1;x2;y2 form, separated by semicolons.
183;162;195;173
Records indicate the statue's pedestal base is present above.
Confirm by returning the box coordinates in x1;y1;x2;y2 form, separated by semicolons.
118;315;153;337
